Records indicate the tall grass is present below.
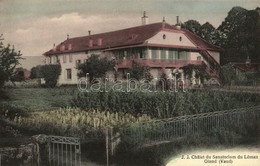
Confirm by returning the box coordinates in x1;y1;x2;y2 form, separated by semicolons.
5;107;152;141
72;89;260;118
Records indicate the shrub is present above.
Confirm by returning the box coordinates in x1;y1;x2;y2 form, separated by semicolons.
40;64;61;87
30;65;43;79
77;54;114;83
127;62;153;81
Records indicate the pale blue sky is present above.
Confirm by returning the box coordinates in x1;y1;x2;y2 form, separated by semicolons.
0;0;259;57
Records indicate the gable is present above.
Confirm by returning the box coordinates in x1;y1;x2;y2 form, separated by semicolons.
147;30;196;48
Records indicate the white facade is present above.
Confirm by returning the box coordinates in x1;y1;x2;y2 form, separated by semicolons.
45;51;102;85
43;22;221;86
147;30;196;47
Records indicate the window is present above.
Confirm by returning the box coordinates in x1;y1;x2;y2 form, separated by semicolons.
76;60;81;68
52;56;57;64
160;49;166;60
63;55;67;63
69;54;73;63
168;49;175;60
137;50;145;59
197;56;202;60
179;51;188;60
179;36;182;41
151;49;157;59
66;69;72;80
142;49;147;59
163;34;166;39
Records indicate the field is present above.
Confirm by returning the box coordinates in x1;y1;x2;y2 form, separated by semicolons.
1;87;260;137
0;87;260;165
0;87;76;111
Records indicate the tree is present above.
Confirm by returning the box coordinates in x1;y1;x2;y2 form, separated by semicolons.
77;54;114;83
0;35;22;88
220;63;238;86
217;7;260;64
126;61;152;81
200;22;219;45
41;64;61;87
182;20;202;36
31;65;43;79
12;67;25;82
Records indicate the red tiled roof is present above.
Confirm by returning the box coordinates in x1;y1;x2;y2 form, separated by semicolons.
182;29;223;51
44;22;221;56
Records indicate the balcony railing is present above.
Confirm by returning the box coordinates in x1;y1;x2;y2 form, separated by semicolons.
115;59;204;68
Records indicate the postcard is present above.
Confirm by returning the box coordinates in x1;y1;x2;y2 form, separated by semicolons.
0;0;259;165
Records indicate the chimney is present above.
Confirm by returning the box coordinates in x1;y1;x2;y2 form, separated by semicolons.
88;30;93;47
52;43;56;51
141;11;149;25
67;34;69;40
176;16;179;25
176;16;181;30
162;17;166;29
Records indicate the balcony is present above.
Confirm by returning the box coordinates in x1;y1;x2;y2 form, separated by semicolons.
115;59;204;69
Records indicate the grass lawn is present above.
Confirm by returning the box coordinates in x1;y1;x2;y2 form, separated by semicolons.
0;87;79;111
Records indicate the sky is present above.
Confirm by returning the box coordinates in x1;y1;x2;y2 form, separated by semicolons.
0;0;259;58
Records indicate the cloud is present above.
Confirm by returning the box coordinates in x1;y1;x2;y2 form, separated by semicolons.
3;12;144;57
1;0;259;57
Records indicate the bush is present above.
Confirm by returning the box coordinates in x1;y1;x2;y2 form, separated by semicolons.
40;64;61;87
127;62;153;81
30;65;43;79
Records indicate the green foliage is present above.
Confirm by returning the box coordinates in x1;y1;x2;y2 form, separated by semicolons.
233;72;260;86
218;7;260;64
11;67;25;82
182;20;220;46
127;62;153;81
182;20;202;36
0;37;22;88
77;54;114;82
0;88;75;111
72;90;260;119
30;65;43;79
183;64;209;83
183;7;260;65
220;63;238;85
7;107;152;140
200;22;221;45
41;64;61;87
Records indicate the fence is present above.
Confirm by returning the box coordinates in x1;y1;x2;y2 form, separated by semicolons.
119;106;260;146
48;135;81;166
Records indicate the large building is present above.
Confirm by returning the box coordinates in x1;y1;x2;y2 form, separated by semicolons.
43;14;222;86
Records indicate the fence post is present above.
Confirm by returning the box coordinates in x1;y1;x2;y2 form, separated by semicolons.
48;137;51;166
106;128;109;166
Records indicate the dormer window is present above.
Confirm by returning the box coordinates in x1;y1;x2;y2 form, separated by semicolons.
60;45;65;51
129;34;137;40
